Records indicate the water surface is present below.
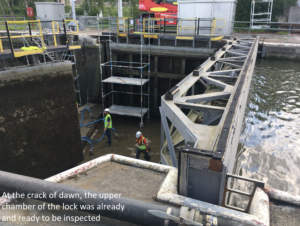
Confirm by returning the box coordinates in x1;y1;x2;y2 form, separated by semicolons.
235;58;300;195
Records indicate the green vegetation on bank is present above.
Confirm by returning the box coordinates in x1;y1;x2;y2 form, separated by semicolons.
0;0;297;23
0;0;140;18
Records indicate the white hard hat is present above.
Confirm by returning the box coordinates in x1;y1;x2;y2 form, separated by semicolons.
104;108;110;112
136;131;142;138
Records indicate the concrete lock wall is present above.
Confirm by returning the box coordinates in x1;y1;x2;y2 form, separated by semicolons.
0;62;83;179
74;36;103;105
262;43;300;60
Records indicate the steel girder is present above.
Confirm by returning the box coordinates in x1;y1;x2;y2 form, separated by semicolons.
161;37;259;162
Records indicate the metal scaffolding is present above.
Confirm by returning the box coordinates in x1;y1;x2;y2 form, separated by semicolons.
250;0;273;29
99;16;151;127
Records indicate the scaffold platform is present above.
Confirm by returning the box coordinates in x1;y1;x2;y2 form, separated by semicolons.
102;76;149;85
108;105;148;117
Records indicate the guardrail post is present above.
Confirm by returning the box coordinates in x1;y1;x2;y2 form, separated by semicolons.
0;39;3;52
194;17;197;36
159;19;161;36
197;18;200;35
62;19;69;49
28;22;33;45
5;21;14;57
288;24;291;43
14;17;16;31
230;21;233;39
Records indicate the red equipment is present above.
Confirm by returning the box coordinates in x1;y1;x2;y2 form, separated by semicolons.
138;0;178;25
26;7;34;27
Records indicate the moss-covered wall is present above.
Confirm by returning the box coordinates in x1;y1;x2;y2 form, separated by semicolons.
0;62;83;179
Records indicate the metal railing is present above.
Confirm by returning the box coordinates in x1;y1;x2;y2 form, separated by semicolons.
176;18;225;36
0;16;26;31
231;21;300;41
77;16;110;29
110;17;226;38
222;174;264;213
0;19;79;57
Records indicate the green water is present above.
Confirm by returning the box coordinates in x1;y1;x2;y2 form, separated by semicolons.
235;58;300;195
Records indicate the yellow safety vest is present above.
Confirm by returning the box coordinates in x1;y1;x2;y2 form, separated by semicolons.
104;114;112;129
137;136;147;150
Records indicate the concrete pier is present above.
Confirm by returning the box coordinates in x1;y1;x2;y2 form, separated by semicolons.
0;62;83;179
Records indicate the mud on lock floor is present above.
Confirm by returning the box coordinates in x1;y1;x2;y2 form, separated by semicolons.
81;115;162;164
60;162;166;204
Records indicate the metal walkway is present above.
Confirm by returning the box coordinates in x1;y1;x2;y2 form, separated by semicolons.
0;19;81;59
160;36;259;206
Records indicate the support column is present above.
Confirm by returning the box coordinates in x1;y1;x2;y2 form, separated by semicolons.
154;56;158;112
169;58;172;73
112;53;117;105
181;58;186;75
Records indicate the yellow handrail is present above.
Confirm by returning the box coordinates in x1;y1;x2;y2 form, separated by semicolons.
0;39;3;52
0;19;81;58
52;21;59;47
215;18;226;29
37;20;45;48
211;18;226;36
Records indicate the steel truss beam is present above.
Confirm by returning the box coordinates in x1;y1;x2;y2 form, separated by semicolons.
161;37;259;163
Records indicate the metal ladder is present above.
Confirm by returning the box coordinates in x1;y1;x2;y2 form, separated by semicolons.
32;36;55;61
61;37;82;106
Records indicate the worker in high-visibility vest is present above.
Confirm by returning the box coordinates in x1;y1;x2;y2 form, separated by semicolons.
135;131;151;161
104;108;112;147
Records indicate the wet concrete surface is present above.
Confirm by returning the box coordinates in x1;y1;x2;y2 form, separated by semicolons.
80;114;162;164
61;162;167;205
270;203;300;226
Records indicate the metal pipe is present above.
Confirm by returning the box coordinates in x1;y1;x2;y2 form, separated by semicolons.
62;19;69;49
109;43;215;58
148;16;151;119
265;187;300;206
111;91;149;96
0;170;179;226
109;17;114;106
83;42;89;104
71;0;76;20
98;16;105;117
140;15;143;127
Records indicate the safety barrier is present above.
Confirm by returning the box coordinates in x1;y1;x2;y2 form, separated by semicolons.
222;174;264;213
111;17;225;40
231;21;300;42
0;16;26;31
0;19;80;58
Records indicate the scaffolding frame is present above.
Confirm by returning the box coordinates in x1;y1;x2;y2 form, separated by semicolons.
250;0;273;29
99;16;151;127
